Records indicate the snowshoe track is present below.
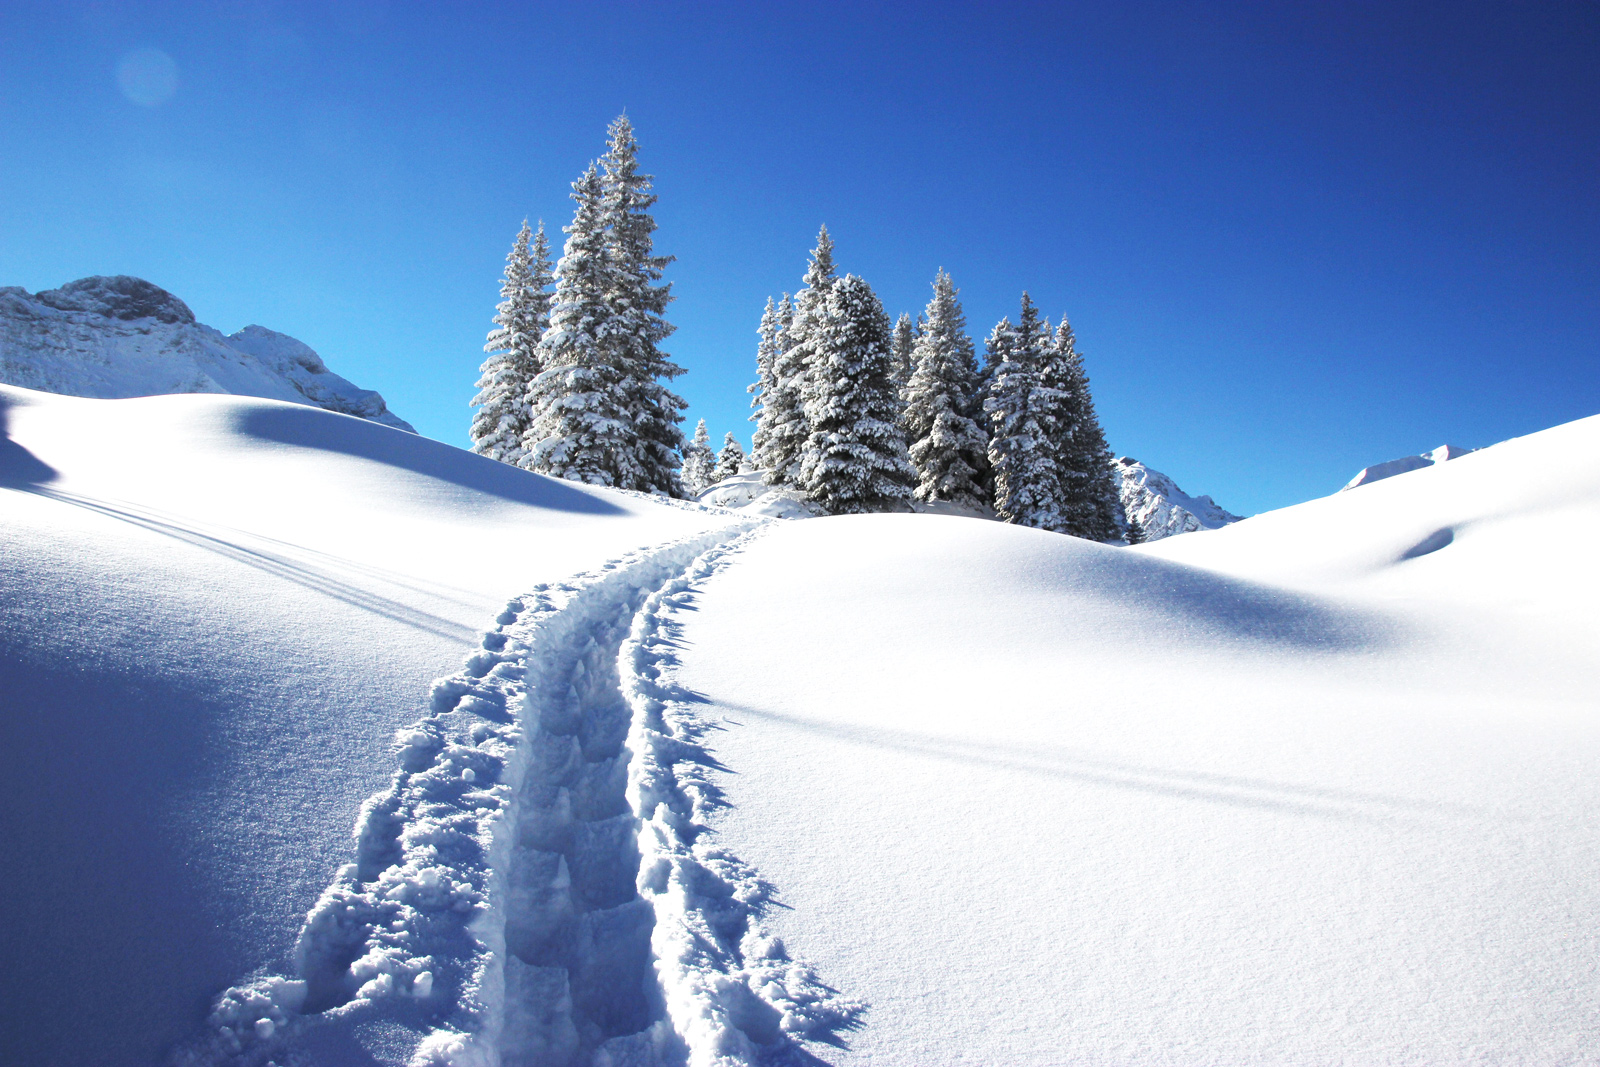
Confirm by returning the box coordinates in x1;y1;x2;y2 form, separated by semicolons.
184;519;855;1067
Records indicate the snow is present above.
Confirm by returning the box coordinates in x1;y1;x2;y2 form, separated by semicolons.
0;276;414;431
0;384;740;1065
652;412;1600;1064
1114;455;1243;538
6;371;1600;1065
1341;442;1474;490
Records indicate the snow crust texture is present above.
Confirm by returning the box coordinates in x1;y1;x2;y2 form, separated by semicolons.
1341;443;1473;490
0;276;414;430
1113;456;1242;538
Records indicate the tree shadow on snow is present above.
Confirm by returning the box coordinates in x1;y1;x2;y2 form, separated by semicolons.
235;404;628;515
695;695;1494;827
0;394;59;488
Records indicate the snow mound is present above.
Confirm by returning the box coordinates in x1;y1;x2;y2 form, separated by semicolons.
658;409;1600;1065
0;385;740;1066
1114;456;1243;539
0;276;414;431
1341;443;1474;490
695;471;825;520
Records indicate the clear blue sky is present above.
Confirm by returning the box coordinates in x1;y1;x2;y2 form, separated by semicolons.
1;1;1595;515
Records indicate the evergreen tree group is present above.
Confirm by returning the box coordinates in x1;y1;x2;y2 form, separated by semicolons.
469;123;1126;537
470;115;686;496
747;232;1126;536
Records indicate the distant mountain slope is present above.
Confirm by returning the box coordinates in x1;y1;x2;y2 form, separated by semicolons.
1342;443;1474;490
1114;456;1244;539
0;275;414;431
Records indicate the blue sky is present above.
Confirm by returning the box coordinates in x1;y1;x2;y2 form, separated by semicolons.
1;1;1595;515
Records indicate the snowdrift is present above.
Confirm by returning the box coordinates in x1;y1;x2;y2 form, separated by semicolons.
0;385;740;1066
5;381;1599;1065
656;413;1600;1065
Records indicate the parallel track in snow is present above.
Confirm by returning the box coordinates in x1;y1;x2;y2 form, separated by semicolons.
187;520;858;1067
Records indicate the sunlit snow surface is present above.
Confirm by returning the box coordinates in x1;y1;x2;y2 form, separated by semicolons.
0;385;738;1065
4;383;1599;1065
663;415;1600;1064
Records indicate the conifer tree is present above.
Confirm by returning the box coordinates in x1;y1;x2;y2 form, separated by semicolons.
599;114;687;495
1124;511;1146;545
748;295;787;469
682;418;715;495
762;228;837;487
524;164;640;485
471;220;552;464
714;432;746;483
798;273;915;514
984;294;1069;530
889;312;917;401
903;269;989;510
1051;320;1123;541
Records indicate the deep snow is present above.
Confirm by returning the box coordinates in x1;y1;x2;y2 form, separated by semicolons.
4;381;1598;1065
0;385;741;1065
654;415;1600;1064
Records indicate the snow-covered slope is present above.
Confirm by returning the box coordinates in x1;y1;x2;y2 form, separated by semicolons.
0;385;742;1066
0;276;414;430
1341;442;1474;490
650;413;1600;1065
1114;455;1242;538
9;376;1599;1065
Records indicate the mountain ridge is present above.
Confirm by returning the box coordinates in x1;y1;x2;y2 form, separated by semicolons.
0;275;414;432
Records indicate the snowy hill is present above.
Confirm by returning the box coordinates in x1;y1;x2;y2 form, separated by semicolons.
1341;442;1474;490
4;386;1599;1066
0;276;414;430
1113;455;1243;538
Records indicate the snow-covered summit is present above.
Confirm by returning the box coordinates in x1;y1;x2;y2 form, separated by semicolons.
1114;456;1243;540
1342;443;1474;490
0;275;414;431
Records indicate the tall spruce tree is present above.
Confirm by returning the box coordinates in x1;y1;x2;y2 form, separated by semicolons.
714;432;746;483
903;269;989;509
599;114;687;495
1051;319;1123;540
798;273;915;514
748;295;786;470
471;220;552;464
762;229;837;487
889;312;917;402
984;294;1070;530
682;418;715;495
523;164;640;485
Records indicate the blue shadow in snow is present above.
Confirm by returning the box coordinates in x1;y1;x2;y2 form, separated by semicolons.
236;404;626;515
0;395;58;488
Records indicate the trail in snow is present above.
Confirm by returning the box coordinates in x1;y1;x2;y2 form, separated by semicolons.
185;521;856;1067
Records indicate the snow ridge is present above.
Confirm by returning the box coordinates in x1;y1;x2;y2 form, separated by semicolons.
621;529;865;1066
183;522;779;1066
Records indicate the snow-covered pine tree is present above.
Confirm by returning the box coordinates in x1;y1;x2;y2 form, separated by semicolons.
599;114;688;496
748;295;786;469
984;293;1069;530
762;229;837;487
1051;319;1123;541
714;432;746;483
903;269;989;510
471;220;552;464
523;164;641;486
889;312;917;401
1124;511;1146;545
798;273;915;514
682;418;715;495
